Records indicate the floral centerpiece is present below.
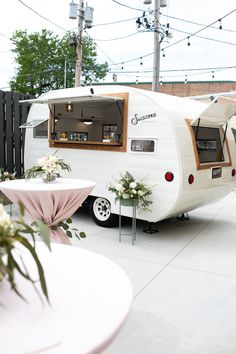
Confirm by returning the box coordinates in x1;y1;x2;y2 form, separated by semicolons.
0;202;50;302
0;169;16;182
108;171;153;210
0;169;16;206
24;151;71;183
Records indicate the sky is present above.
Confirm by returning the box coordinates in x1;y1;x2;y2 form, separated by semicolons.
0;0;236;90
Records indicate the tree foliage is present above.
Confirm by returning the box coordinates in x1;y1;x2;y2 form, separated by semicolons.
10;29;108;96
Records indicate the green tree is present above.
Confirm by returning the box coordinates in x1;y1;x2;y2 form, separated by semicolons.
10;29;108;96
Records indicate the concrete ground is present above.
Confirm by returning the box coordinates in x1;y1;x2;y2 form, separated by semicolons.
9;191;236;354
70;191;236;354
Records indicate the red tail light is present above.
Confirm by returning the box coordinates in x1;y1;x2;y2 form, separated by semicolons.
165;171;174;182
188;174;194;184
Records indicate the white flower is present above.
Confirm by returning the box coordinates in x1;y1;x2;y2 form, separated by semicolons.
138;190;144;196
0;204;10;227
129;182;137;189
115;183;123;192
132;189;137;194
48;155;58;163
37;156;47;164
122;193;130;199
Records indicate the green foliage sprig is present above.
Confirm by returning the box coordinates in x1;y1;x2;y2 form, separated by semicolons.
0;202;51;303
52;217;86;240
108;171;153;211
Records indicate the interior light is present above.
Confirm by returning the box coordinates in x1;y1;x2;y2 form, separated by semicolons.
66;101;73;112
81;119;93;125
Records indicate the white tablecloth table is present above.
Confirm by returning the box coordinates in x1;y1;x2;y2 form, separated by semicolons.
0;178;96;244
0;243;133;354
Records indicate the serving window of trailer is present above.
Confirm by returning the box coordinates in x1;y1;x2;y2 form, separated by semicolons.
49;93;128;152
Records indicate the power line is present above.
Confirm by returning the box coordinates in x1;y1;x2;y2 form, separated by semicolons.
108;8;236;66
92;17;137;27
17;0;68;32
92;30;147;42
111;0;145;12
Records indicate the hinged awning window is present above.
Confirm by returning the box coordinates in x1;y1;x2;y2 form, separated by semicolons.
20;95;124;105
19;118;48;128
191;96;236;127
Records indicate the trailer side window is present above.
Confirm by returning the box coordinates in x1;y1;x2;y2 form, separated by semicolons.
192;126;224;163
131;139;155;153
33;120;48;138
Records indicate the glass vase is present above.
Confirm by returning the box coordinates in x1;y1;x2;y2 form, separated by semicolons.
41;173;57;183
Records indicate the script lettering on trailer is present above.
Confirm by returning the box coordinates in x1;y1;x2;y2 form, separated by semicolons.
131;112;157;125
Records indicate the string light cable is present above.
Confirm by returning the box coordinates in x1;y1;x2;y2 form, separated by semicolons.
108;8;236;67
161;13;236;34
167;25;236;46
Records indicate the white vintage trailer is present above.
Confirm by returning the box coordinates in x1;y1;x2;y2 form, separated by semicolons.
22;85;236;227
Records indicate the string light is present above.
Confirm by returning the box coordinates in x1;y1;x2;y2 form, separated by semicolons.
212;71;215;79
121;62;124;70
162;49;165;57
136;76;139;84
187;36;191;46
140;57;143;65
160;77;163;85
219;19;222;29
184;75;188;84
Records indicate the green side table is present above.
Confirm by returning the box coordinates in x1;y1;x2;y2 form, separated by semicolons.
119;199;138;245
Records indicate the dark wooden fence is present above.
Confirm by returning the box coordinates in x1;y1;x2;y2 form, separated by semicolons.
0;91;33;177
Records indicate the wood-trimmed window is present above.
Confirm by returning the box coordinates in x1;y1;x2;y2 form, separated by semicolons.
186;119;232;170
49;92;128;152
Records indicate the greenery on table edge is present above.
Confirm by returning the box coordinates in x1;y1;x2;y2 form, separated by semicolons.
0;202;51;303
53;217;86;240
108;171;153;211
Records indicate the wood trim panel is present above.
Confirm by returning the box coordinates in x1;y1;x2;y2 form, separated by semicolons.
185;119;232;170
49;92;129;153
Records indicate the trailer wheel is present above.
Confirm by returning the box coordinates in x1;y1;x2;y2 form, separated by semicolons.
89;197;117;227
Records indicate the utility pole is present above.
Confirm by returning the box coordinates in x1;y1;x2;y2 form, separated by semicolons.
69;1;94;87
75;0;84;87
152;0;161;92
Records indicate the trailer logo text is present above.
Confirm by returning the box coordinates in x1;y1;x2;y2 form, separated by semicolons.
131;112;157;125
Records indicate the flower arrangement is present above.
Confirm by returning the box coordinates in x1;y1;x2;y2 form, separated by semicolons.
24;151;71;182
0;169;16;206
0;169;16;182
108;171;153;210
0;202;50;302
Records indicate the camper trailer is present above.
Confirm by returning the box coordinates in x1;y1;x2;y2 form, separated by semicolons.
22;85;236;227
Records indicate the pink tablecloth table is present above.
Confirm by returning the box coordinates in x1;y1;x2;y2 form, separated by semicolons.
0;178;95;244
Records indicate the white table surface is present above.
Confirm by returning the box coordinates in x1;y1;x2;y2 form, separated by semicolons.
0;243;133;354
0;178;96;191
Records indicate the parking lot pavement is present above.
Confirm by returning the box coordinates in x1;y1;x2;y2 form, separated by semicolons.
71;191;236;354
